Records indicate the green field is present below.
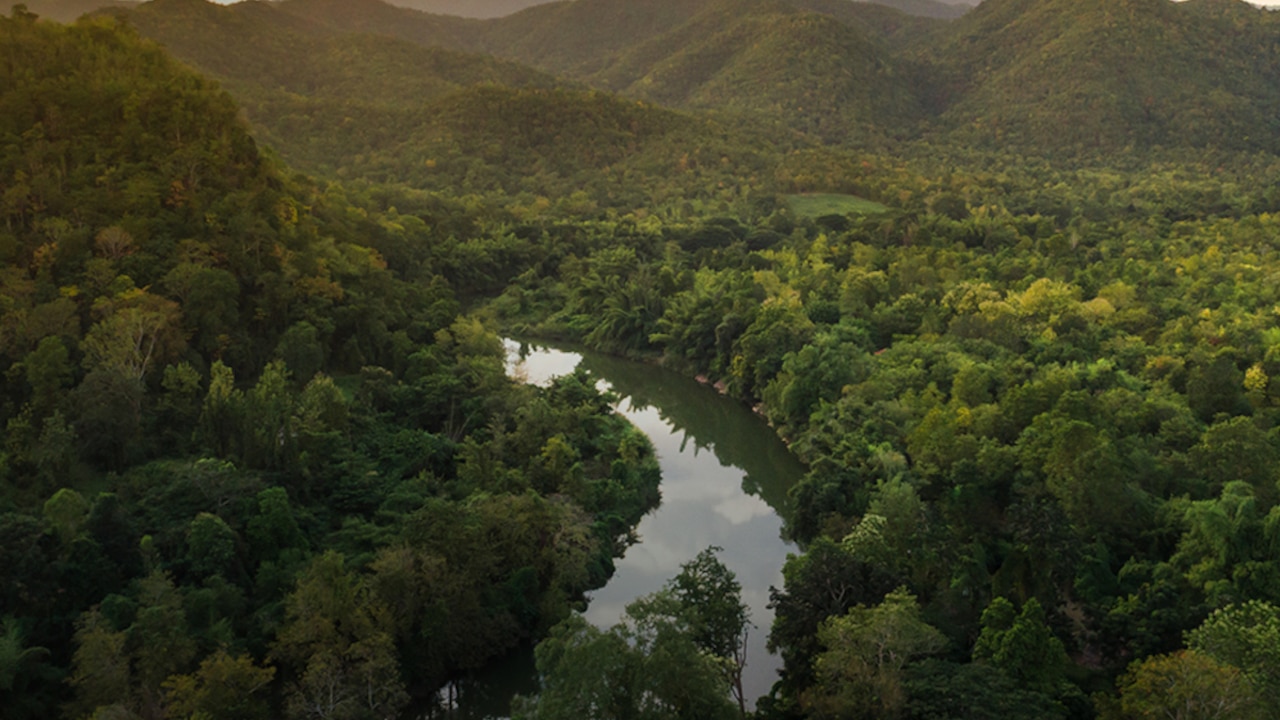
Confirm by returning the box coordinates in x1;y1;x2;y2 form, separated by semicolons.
785;193;889;218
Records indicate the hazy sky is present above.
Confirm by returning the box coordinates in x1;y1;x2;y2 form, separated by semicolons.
206;0;1280;4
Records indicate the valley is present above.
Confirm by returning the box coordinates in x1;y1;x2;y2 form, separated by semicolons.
4;1;1280;718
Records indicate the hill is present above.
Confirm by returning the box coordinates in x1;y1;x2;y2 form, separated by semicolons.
387;0;551;17
20;0;135;22
920;0;1280;153
860;0;968;19
0;12;674;720
383;0;967;20
281;0;943;141
116;0;787;211
586;0;929;141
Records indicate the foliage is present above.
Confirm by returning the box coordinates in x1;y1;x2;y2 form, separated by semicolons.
515;548;750;720
1106;650;1265;720
803;587;946;719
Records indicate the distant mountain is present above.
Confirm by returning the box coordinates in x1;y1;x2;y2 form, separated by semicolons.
281;0;943;140
382;0;967;20
121;0;541;100
578;0;929;140
921;0;1280;152
273;0;481;49
116;0;1280;158
388;0;550;18
114;0;784;205
858;0;968;19
22;0;136;22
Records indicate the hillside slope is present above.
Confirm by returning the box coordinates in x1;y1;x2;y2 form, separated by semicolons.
593;0;928;140
922;0;1280;152
117;0;785;209
384;0;967;20
281;0;939;140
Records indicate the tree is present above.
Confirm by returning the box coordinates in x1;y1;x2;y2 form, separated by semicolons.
1110;650;1263;720
902;660;1067;720
1186;356;1248;423
82;291;184;383
1186;601;1280;708
275;321;324;383
0;617;55;720
515;593;737;720
199;362;243;460
245;487;307;567
43;487;90;548
242;361;297;471
185;513;238;580
162;649;275;720
768;537;898;698
24;335;73;418
669;547;751;716
804;588;946;720
272;552;407;720
67;610;132;720
973;597;1069;695
130;572;197;713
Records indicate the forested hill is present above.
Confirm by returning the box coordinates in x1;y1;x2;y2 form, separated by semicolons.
108;0;787;211
21;0;135;22
40;0;1280;156
0;10;670;719
383;0;969;20
275;0;944;141
386;0;550;18
272;0;1280;156
918;0;1280;153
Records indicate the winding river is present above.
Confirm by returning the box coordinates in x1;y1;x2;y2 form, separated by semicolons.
439;340;806;717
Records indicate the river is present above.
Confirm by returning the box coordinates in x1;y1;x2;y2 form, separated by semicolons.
437;339;806;717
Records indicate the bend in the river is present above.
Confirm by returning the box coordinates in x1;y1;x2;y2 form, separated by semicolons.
449;339;805;717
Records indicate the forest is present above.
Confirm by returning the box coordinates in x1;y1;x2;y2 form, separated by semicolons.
6;0;1280;718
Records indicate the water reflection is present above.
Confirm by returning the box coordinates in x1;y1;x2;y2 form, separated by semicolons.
443;339;804;717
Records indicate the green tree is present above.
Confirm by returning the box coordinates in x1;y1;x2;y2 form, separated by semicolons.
199;361;244;460
669;547;751;716
804;588;946;720
272;551;407;720
161;648;276;720
43;487;90;548
515;593;736;720
1108;650;1263;720
768;537;898;699
67;610;132;720
903;660;1067;720
0;617;54;720
1186;601;1280;708
185;513;238;580
246;487;307;567
130;572;197;709
24;335;73;418
275;321;324;383
973;597;1069;695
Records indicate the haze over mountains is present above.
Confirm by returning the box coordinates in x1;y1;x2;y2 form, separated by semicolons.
351;0;973;19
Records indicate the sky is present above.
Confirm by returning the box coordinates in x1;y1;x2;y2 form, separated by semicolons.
203;0;1280;5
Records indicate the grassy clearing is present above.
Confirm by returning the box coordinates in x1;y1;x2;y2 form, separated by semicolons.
786;193;889;218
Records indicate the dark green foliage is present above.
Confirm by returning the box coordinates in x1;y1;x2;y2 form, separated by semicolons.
0;13;665;718
516;549;748;720
902;660;1067;720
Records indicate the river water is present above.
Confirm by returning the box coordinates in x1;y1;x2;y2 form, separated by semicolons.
438;339;806;717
